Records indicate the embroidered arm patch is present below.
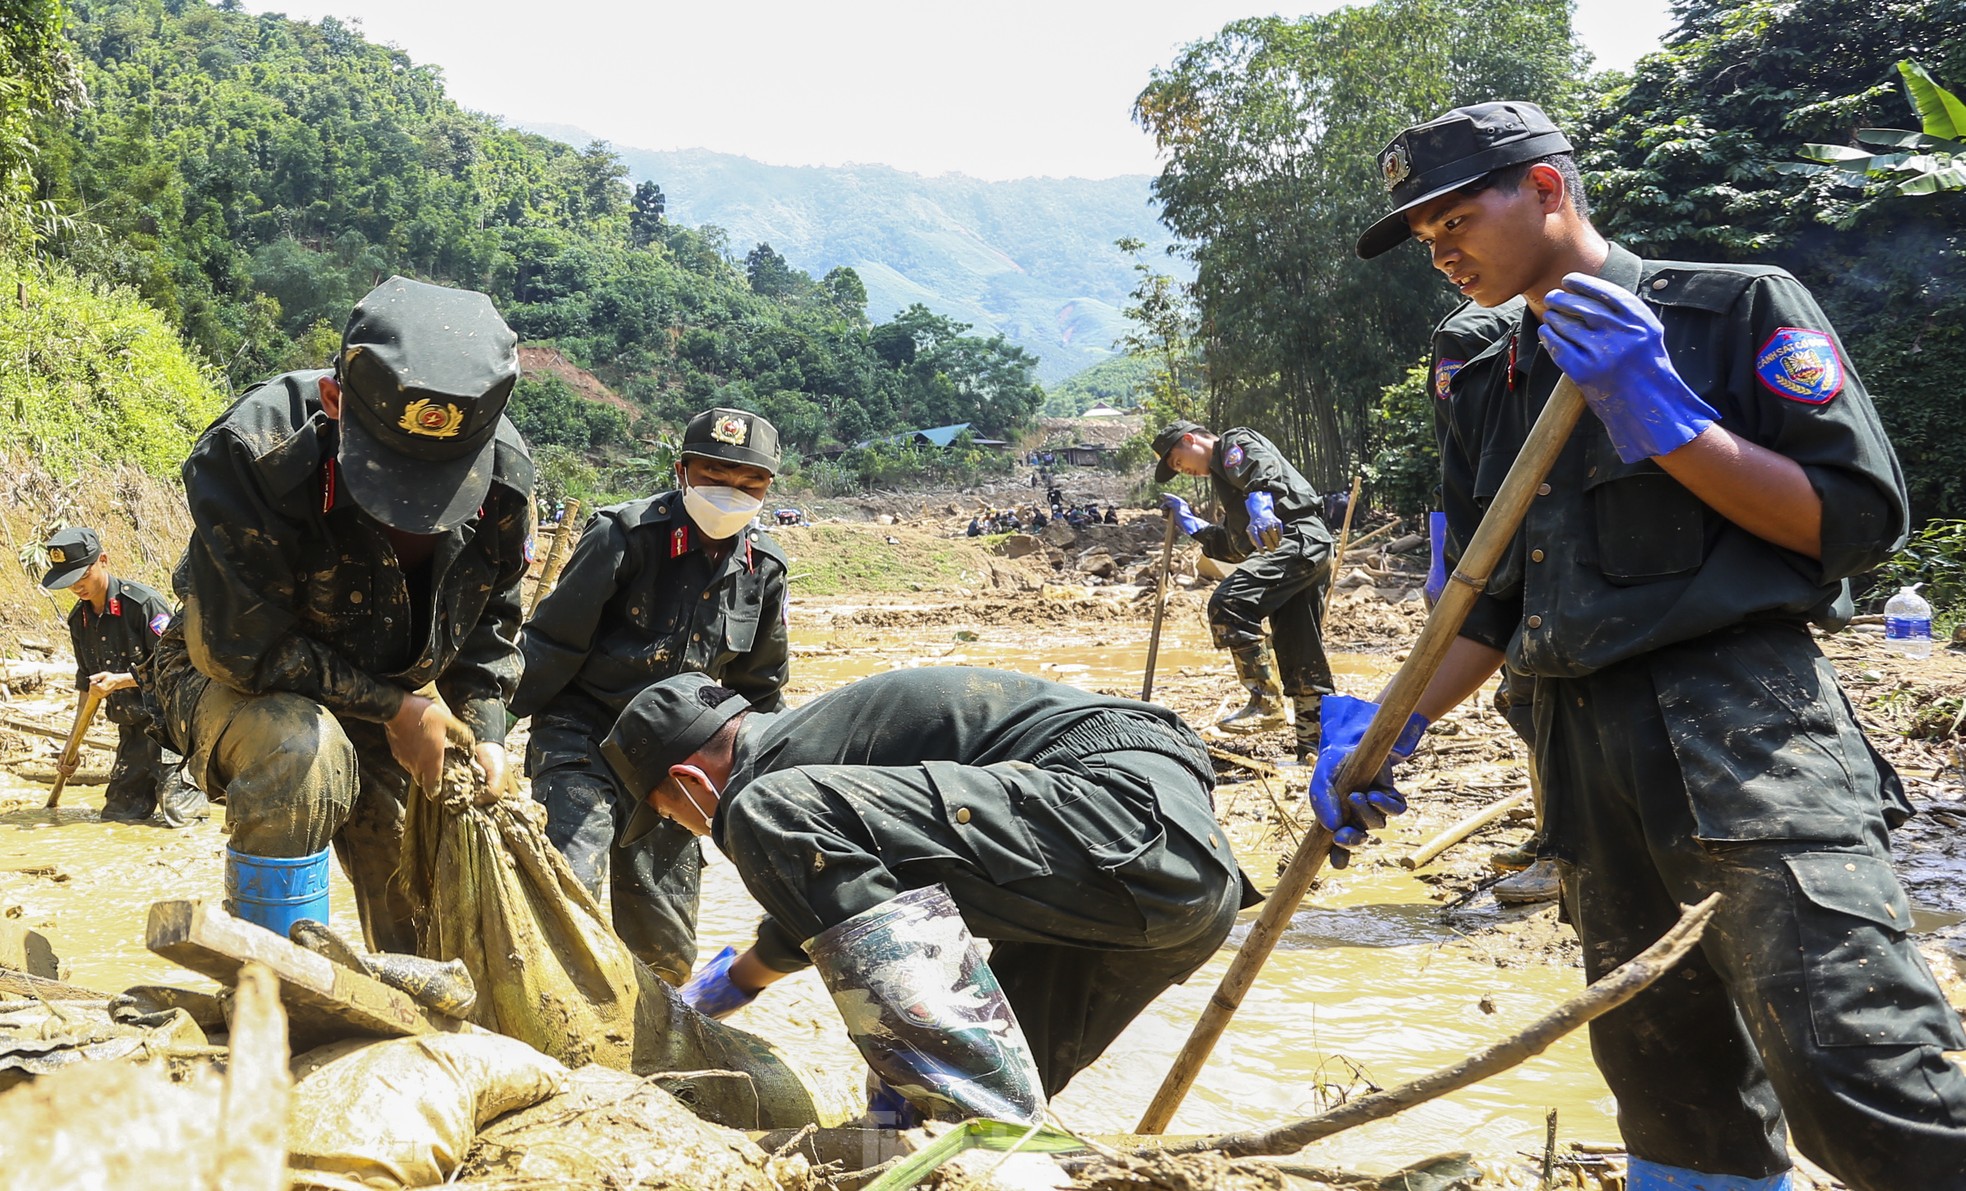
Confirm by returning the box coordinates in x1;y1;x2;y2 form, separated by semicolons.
1434;359;1465;400
1755;327;1843;404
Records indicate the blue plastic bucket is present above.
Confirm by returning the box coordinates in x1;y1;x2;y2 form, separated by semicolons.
224;846;331;937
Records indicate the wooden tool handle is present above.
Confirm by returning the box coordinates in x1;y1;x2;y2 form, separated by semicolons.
1141;511;1181;701
45;686;107;809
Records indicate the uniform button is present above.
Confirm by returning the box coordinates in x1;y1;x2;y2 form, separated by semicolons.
1586;466;1598;478
1652;278;1669;290
1527;615;1544;629
1208;834;1219;848
657;505;666;514
955;807;972;824
1530;549;1545;563
812;853;827;873
1536;483;1551;496
349;591;364;604
691;632;701;641
702;591;711;600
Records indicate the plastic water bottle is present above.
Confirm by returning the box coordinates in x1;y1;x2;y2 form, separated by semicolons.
1883;584;1934;659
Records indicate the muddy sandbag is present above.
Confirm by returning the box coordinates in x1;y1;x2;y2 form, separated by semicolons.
397;755;857;1130
286;1032;566;1190
0;1060;226;1190
451;1062;813;1190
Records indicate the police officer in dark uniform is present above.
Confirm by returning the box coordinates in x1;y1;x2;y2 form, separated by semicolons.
1325;101;1966;1189
511;408;788;986
1153;421;1337;759
150;276;533;949
600;666;1259;1123
40;527;201;827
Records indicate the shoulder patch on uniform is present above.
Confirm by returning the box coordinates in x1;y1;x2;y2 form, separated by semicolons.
1223;444;1245;469
1434;359;1464;400
1755;327;1844;405
148;610;171;636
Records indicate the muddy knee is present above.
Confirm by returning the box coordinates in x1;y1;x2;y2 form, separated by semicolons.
210;693;358;856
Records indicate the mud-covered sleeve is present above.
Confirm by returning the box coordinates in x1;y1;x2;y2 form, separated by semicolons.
1189;522;1246;564
721;560;790;713
509;512;628;719
180;428;403;724
752;913;813;974
1733;275;1908;582
437;491;530;746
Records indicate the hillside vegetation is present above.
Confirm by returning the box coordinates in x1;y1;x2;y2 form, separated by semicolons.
29;0;1043;491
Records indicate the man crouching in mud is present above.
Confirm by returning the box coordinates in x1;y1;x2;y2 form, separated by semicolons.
149;276;533;948
601;665;1261;1126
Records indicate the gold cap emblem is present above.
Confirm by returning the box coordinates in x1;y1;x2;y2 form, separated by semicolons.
399;398;465;439
1382;143;1412;189
48;548;66;564
711;415;749;446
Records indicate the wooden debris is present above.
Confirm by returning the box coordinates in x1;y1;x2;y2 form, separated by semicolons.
0;963;107;1002
0;920;61;978
214;962;291;1191
145;899;469;1041
1400;790;1531;870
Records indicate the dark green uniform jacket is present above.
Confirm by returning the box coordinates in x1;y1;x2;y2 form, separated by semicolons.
1431;245;1905;680
1190;428;1334;565
68;576;172;726
712;666;1258;970
511;492;789;724
171;369;533;745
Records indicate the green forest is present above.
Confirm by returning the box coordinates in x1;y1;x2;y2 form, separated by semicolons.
14;0;1043;500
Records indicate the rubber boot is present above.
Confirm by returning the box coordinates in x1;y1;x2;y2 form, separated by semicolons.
1218;643;1286;733
224;846;331;937
805;884;1046;1125
1291;695;1321;763
1493;858;1560;905
1626;1158;1792;1190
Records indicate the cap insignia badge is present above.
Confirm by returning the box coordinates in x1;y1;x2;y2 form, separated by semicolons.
1382;144;1412;190
48;548;66;564
711;416;749;446
399;398;465;439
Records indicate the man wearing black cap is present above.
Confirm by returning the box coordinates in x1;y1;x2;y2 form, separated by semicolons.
150;276;534;950
1319;101;1966;1188
1150;420;1336;759
510;407;788;986
597;666;1258;1124
40;527;201;826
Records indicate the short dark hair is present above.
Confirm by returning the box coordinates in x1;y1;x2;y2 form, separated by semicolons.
1456;152;1590;220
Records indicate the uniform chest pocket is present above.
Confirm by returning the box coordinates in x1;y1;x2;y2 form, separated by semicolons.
297;560;375;633
1584;447;1708;583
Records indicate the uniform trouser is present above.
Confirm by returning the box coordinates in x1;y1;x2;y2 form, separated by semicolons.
529;759;702;986
179;682;416;953
1206;547;1334;698
718;748;1246;1095
1537;623;1966;1188
103;721;173;820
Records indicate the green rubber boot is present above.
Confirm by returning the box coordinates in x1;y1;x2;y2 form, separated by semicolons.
1218;643;1286;733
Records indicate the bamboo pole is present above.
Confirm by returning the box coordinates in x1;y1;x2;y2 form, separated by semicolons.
1326;473;1365;596
45;687;105;809
1135;378;1587;1135
525;499;582;619
1399;789;1530;870
1140;512;1181;702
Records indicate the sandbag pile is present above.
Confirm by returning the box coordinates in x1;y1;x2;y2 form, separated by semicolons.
397;752;857;1129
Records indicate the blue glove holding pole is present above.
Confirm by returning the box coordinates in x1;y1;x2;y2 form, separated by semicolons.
1244;491;1283;550
1539;273;1719;465
679;944;757;1020
1159;492;1208;537
1308;694;1428;867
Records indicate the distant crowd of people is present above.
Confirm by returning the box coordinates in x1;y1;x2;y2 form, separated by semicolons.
966;500;1117;537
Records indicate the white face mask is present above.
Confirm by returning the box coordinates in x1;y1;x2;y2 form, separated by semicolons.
681;481;763;540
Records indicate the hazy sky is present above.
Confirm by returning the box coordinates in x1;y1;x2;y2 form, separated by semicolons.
246;0;1677;180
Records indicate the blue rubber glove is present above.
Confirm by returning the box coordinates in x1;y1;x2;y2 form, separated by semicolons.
679;945;756;1020
1244;491;1283;550
1424;511;1449;608
1159;492;1208;536
1308;694;1428;867
1539;273;1719;465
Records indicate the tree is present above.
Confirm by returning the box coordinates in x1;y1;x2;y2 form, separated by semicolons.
745;241;795;297
629;179;665;247
1134;0;1581;487
1579;0;1966;519
0;0;80;249
1114;235;1203;428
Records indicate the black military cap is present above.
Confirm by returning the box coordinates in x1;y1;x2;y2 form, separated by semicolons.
1356;101;1573;260
335;276;520;534
680;407;781;476
40;526;101;590
603;673;751;846
1151;420;1206;483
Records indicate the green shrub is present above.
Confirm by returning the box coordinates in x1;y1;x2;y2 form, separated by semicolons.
1874;519;1966;621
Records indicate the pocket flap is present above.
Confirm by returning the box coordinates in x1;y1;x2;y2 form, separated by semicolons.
1784;853;1913;933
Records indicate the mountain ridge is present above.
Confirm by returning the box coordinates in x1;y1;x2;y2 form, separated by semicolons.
519;126;1185;385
